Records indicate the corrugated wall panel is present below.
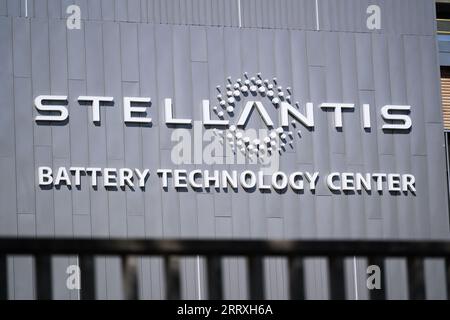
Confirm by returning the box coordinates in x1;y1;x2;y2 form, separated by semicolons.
0;0;434;34
0;0;448;299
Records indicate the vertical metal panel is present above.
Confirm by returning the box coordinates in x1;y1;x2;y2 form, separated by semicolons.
426;123;450;238
0;18;14;160
105;257;122;299
34;0;48;18
34;146;54;236
0;0;6;16
14;76;35;214
107;159;127;237
359;90;382;220
85;20;109;246
340;33;363;165
403;36;426;156
88;0;102;20
120;23;139;82
331;154;350;237
68;80;90;215
115;0;128;22
73;214;91;236
1;0;449;300
31;19;52;146
103;22;124;160
47;0;61;19
122;86;145;216
154;25;174;150
13;18;30;77
67;28;85;80
389;34;413;239
421;36;445;124
7;0;19;16
127;0;141;23
94;257;107;299
309;66;329;195
324;32;345;155
266;218;288;299
15;214;36;299
425;258;447;299
140;0;147;23
48;20;70;160
101;0;115;21
412;156;431;238
372;33;394;155
53;158;73;236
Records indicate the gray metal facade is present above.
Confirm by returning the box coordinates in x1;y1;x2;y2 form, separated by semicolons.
0;0;449;299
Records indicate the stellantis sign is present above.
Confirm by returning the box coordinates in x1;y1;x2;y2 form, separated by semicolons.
34;73;415;195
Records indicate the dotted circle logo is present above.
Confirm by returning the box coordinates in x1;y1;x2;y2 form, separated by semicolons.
212;72;302;159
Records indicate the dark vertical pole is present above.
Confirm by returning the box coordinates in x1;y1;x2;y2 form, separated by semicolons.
35;255;52;300
288;257;305;300
248;256;264;300
122;255;139;300
165;256;181;300
407;257;425;300
446;257;450;300
328;257;346;300
367;256;386;300
0;254;7;300
207;255;223;299
79;255;96;300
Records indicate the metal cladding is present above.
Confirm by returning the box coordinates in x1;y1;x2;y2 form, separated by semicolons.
0;0;448;299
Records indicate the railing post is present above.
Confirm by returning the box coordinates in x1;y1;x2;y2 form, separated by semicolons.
0;255;7;300
207;255;223;300
367;256;386;300
288;257;305;300
35;255;52;300
79;255;96;300
122;255;139;300
446;257;450;300
165;256;181;300
248;256;264;300
407;257;425;300
328;257;346;300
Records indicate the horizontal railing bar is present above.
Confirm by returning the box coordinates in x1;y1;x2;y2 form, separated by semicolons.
0;238;450;257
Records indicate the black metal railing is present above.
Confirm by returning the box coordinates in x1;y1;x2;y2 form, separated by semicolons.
0;238;450;300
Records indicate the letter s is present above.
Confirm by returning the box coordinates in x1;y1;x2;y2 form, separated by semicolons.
381;105;412;131
35;95;68;122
